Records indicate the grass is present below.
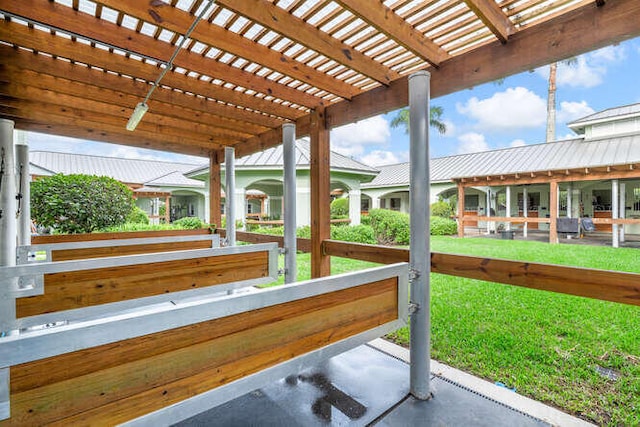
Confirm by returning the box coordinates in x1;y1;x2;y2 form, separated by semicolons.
268;237;640;425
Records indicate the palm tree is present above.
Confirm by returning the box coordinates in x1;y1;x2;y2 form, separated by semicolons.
546;58;577;142
390;106;447;135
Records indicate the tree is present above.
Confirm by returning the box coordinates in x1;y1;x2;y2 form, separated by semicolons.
390;105;447;135
31;174;134;234
546;58;577;142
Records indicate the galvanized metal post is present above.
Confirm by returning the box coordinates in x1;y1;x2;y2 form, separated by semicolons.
225;147;236;246
15;131;31;247
612;179;619;248
0;119;16;421
282;124;297;284
408;71;432;400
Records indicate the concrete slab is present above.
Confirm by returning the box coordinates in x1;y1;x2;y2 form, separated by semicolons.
175;343;566;427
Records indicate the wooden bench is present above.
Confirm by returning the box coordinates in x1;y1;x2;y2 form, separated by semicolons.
0;252;407;426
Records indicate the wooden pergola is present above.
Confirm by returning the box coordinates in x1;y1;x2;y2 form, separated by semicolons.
2;0;639;277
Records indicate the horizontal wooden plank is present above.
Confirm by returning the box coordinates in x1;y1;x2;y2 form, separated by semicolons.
216;229;313;253
31;229;211;244
322;240;640;306
16;251;270;317
50;240;215;262
7;279;397;425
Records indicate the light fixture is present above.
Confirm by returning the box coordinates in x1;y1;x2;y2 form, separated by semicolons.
126;102;149;131
125;0;215;131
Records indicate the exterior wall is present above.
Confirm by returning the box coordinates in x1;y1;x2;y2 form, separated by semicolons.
586;117;640;140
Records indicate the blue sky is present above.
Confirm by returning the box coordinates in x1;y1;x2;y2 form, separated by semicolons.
25;36;640;167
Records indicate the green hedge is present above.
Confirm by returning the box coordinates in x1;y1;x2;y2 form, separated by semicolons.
126;207;150;224
368;209;410;245
172;216;205;229
430;216;457;235
330;197;349;218
431;200;454;218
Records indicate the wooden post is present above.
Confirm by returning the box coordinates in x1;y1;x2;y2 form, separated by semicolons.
549;180;559;244
209;150;222;229
310;107;331;278
457;182;465;238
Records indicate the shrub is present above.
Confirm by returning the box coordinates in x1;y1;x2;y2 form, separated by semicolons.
368;209;410;245
430;216;457;235
330;197;349;218
126;207;150;224
360;214;371;226
431;201;453;218
172;216;205;229
330;224;376;244
31;174;134;234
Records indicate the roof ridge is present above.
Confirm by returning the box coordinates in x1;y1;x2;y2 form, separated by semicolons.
29;150;202;167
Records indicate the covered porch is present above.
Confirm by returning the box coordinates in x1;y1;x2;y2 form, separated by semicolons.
1;1;640;426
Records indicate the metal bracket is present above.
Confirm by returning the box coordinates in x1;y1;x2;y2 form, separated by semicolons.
0;275;44;298
278;247;287;255
278;268;285;276
408;302;419;315
17;246;44;264
408;268;421;283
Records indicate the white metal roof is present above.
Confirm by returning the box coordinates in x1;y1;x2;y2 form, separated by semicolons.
363;134;640;188
568;102;640;127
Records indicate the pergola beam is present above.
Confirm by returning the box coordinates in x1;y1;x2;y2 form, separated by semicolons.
463;0;516;43
334;0;450;67
215;0;399;85
94;0;359;100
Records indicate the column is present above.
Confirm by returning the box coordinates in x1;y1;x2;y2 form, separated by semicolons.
164;195;170;223
372;196;381;209
225;147;236;246
209;150;222;229
282;123;297;284
486;189;492;233
1;119;16;329
619;182;626;243
457;182;465;238
310;107;331;278
523;186;528;238
549;181;559;244
612;179;619;248
348;187;361;225
408;70;432;400
14;130;30;246
567;183;573;218
506;185;512;231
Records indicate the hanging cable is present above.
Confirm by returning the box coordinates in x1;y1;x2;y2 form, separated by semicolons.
15;162;23;219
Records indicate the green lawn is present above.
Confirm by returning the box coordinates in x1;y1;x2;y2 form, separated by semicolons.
268;237;640;426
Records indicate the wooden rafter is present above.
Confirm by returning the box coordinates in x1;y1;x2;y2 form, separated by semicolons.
463;0;516;43
334;0;450;67
214;0;399;85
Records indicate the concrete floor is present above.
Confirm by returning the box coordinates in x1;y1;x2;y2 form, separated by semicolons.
176;341;591;427
464;227;640;248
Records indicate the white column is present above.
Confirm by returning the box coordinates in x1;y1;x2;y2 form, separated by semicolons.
1;119;17;333
14;130;30;246
523;186;528;238
612;179;619;248
234;187;246;230
566;183;573;218
282;123;297;284
225;147;236;245
505;186;511;231
372;196;381;209
619;182;626;243
486;189;492;233
349;188;361;225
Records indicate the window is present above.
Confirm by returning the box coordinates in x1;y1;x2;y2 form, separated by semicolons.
361;199;370;212
559;190;567;211
390;198;401;211
464;194;479;210
634;187;640;211
518;192;540;211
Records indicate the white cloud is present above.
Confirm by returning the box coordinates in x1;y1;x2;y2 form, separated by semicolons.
359;150;407;166
536;45;626;88
556;101;595;123
442;119;456;137
456;87;546;131
457;132;489;154
330;115;390;157
510;139;527;147
557;132;578;141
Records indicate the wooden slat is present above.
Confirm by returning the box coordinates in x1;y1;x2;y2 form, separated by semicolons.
0;20;302;121
95;0;359;100
335;0;450;67
209;151;223;229
6;279;398;426
463;0;516;43
322;240;640;306
31;228;211;245
215;0;399;85
310;107;331;278
215;229;313;253
16;251;270;317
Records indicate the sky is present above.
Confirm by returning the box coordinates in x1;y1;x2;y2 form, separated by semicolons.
23;36;640;168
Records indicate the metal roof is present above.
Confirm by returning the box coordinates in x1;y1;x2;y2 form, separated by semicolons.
568;102;640;127
2;1;638;158
145;171;204;188
29;151;203;187
363;134;640;188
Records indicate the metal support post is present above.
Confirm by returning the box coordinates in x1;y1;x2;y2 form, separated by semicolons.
15;132;31;246
567;183;573;218
225;147;236;247
408;71;432;400
0;118;16;421
282;124;297;284
619;183;626;243
612;179;619;248
505;186;511;231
